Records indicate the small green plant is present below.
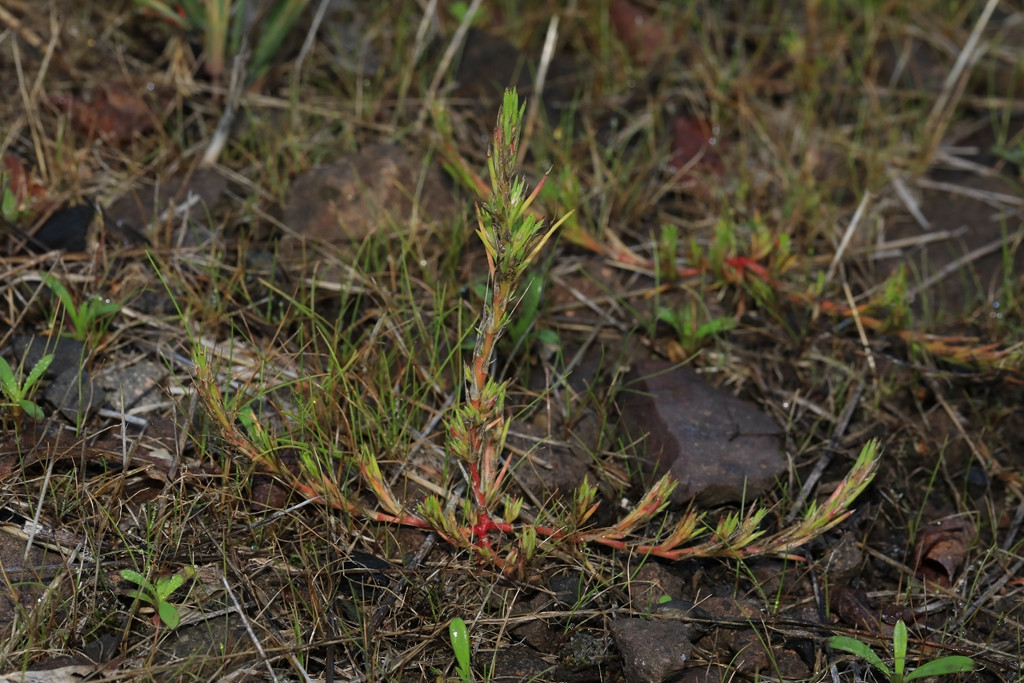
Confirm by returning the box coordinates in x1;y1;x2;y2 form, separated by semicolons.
132;0;309;82
448;1;488;25
121;566;197;629
656;224;680;283
1;178;25;223
829;619;974;682
192;88;882;570
657;300;737;357
43;275;120;343
449;617;473;682
0;353;53;421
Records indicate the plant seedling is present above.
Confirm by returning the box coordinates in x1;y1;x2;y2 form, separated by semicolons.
44;275;120;343
131;0;310;82
2;180;22;223
656;300;737;356
449;617;473;682
829;619;974;682
0;353;53;421
121;566;197;628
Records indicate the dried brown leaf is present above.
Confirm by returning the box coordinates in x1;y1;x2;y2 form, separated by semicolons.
913;516;975;587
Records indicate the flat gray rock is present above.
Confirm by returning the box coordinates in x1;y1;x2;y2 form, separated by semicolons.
619;360;784;507
611;618;694;683
44;367;105;424
283;144;453;243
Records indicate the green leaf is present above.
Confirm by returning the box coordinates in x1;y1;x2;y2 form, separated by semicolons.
120;568;157;605
535;328;559;346
120;568;147;586
0;356;19;400
249;0;310;81
893;620;908;677
157;600;181;628
829;635;891;677
2;186;18;222
125;589;155;606
84;298;121;318
904;656;975;680
155;573;186;600
449;1;471;21
695;316;737;339
43;276;75;312
23;353;54;393
449;617;471;680
19;400;44;420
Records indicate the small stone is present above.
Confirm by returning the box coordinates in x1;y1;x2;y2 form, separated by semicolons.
44;367;105;423
96;361;165;409
612;618;694;683
282;144;453;244
548;571;588;606
627;562;686;612
105;168;225;243
11;335;85;379
618;360;785;507
491;644;554;682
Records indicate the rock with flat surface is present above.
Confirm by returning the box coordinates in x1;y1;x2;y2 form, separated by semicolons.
619;360;784;507
612;618;694;683
283;144;452;243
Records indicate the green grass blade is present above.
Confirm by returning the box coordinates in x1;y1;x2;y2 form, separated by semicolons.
131;0;190;27
249;0;309;80
43;276;75;313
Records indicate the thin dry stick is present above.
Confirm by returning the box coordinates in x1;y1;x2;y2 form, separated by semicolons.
925;376;1004;478
914;177;1024;209
392;0;439;126
843;283;877;387
293;0;330;76
24;455;56;562
905;234;1016;301
424;0;483;112
368;483;466;635
289;0;330;129
957;555;1024;634
783;382;863;526
824;192;871;285
201;42;247;168
517;14;560;166
11;38;48;181
1001;495;1024;552
859;227;966;257
920;0;999;164
221;573;283;683
887;167;931;231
